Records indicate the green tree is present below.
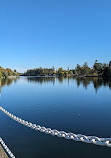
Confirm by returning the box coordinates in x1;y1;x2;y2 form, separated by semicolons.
14;69;17;73
0;71;2;78
58;67;63;75
93;60;102;74
75;64;81;75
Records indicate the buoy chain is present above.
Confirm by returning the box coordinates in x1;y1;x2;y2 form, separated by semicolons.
0;137;15;158
0;106;111;148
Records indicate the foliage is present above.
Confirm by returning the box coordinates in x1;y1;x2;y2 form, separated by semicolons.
22;60;111;77
23;67;75;77
0;67;19;78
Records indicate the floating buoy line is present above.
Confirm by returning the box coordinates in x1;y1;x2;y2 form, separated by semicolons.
0;106;111;158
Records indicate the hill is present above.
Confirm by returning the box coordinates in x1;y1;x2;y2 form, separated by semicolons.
0;67;19;78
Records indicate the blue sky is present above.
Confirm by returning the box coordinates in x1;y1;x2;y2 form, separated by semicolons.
0;0;111;72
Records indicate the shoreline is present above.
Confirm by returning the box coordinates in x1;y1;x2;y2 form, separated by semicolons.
0;144;8;158
0;75;19;79
20;75;102;78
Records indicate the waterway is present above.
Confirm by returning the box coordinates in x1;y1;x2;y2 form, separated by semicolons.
0;76;111;158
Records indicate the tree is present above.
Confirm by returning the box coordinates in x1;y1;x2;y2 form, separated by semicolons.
75;64;81;75
58;67;63;75
93;60;102;74
102;61;111;77
109;61;111;68
14;69;17;73
82;62;92;76
0;71;2;78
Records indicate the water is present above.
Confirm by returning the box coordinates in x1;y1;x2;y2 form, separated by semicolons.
0;76;111;158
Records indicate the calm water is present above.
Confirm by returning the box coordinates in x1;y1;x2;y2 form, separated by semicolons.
0;76;111;158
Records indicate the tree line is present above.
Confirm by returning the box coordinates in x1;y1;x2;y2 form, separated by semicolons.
0;67;19;78
22;60;111;77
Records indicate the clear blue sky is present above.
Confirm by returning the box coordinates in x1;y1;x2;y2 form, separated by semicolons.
0;0;111;72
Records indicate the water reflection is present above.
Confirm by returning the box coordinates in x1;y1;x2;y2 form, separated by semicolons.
0;77;19;94
75;77;111;91
26;76;56;85
26;76;111;92
0;77;111;93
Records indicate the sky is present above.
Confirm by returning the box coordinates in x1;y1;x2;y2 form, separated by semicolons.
0;0;111;72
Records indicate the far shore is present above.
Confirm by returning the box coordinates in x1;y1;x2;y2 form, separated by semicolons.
20;74;102;78
1;75;19;78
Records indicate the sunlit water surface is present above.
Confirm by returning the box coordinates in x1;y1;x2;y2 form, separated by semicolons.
0;76;111;158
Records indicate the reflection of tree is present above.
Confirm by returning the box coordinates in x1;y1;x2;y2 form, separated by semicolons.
92;78;103;92
102;78;111;90
26;76;111;91
75;77;111;92
27;76;67;84
1;77;111;95
0;77;20;96
0;77;19;90
27;77;56;85
75;77;91;89
1;78;13;86
58;77;64;83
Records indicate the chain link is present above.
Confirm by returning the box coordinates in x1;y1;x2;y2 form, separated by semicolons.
0;137;15;158
0;106;111;148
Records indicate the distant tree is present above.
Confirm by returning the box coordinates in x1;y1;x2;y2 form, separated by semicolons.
102;61;111;77
75;64;81;75
67;66;69;71
0;71;2;78
82;62;92;76
93;60;102;74
14;69;17;73
0;67;19;78
69;70;73;75
52;66;55;71
58;67;63;75
21;60;111;78
109;61;111;68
